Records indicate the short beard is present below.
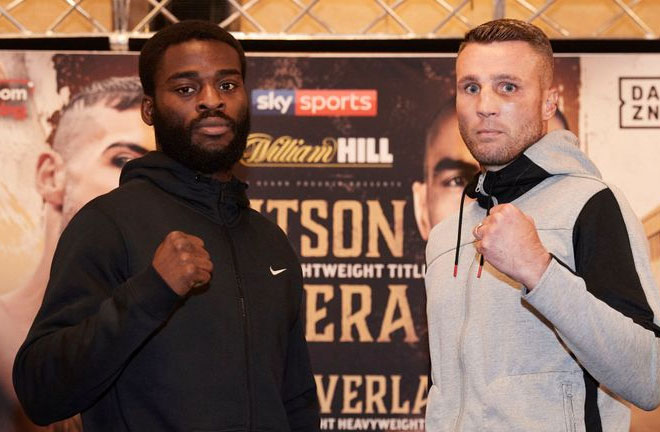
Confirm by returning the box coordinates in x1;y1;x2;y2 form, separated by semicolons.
153;107;250;174
459;119;544;166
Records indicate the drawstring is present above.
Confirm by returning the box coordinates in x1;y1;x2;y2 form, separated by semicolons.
454;171;498;278
454;186;470;277
476;197;496;278
452;154;548;278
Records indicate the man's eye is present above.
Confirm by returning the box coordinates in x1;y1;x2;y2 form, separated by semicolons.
442;175;468;188
111;153;139;168
500;82;517;93
464;83;479;94
219;82;237;91
176;86;195;95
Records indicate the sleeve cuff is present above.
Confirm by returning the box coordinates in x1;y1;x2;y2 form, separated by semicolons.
522;255;561;298
126;265;183;321
522;255;577;303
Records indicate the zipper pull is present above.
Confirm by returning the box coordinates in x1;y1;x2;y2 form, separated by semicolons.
475;172;486;196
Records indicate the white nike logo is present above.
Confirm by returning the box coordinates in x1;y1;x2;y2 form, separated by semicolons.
270;266;287;276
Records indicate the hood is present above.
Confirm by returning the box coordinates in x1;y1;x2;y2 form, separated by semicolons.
525;130;600;178
466;130;601;209
119;151;249;226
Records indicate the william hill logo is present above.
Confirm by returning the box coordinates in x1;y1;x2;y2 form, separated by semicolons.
241;134;393;168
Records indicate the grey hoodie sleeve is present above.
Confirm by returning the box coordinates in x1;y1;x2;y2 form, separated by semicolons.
523;188;660;410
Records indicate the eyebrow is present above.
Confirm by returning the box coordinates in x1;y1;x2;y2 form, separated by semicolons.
457;75;480;86
431;157;479;176
457;73;522;85
165;69;242;83
491;74;522;82
104;142;150;155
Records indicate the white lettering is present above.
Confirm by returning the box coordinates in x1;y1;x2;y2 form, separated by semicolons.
0;87;28;102
336;137;393;164
255;92;293;114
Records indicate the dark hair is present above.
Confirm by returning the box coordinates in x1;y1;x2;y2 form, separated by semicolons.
553;108;569;130
48;76;143;149
459;19;554;84
51;54;138;96
139;20;246;97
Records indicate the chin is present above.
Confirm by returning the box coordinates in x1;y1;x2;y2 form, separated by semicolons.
195;137;231;150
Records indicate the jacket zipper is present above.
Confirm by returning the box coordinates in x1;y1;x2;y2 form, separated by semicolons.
223;227;253;431
454;254;478;431
562;383;576;432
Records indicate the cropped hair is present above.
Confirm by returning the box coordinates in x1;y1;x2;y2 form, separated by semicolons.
48;76;143;149
139;20;246;97
459;19;554;85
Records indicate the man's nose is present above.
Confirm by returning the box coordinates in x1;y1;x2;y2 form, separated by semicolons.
476;89;498;118
197;84;224;112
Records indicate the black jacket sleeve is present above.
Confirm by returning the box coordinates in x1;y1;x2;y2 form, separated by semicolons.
573;188;660;336
12;205;182;425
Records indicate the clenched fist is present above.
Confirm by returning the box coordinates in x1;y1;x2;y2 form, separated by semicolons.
472;203;550;290
152;231;213;296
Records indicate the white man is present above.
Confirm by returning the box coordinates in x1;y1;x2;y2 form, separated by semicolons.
425;19;660;430
13;21;319;431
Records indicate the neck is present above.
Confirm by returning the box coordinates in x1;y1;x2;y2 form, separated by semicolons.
482;162;509;172
483;128;552;172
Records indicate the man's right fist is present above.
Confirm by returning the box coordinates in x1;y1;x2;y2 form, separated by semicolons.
152;231;213;296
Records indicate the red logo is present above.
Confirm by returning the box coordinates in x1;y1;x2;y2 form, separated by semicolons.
0;79;33;120
295;90;377;117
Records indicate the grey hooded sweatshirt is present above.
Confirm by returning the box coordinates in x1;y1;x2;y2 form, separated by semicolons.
425;130;660;431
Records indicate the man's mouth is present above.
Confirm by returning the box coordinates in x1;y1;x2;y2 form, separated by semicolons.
194;117;232;136
476;129;504;140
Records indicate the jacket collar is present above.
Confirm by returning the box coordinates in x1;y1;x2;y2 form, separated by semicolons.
119;151;249;226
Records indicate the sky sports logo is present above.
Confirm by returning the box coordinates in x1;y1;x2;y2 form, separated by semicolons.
252;89;377;117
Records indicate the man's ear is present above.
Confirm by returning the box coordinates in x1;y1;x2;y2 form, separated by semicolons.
141;96;154;126
412;181;430;241
542;88;559;121
35;150;65;208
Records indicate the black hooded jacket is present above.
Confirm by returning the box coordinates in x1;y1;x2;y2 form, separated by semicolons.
13;151;320;431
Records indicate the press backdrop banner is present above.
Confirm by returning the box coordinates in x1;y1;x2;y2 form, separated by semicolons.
2;50;659;431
